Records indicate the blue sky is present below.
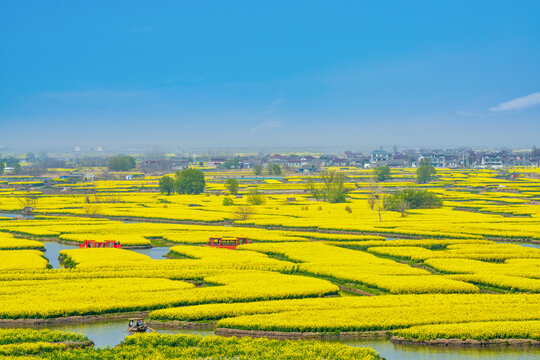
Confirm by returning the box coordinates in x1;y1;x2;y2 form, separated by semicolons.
1;1;539;150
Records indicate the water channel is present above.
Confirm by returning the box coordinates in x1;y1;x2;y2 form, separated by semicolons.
0;212;34;220
34;241;540;358
10;320;539;359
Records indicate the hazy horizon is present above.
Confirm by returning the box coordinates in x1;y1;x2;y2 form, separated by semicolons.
1;1;539;150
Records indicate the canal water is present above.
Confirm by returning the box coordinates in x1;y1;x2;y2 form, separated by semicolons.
343;338;539;360
37;319;214;348
32;241;540;358
0;212;34;220
43;241;78;269
10;320;539;359
42;242;170;269
131;246;171;259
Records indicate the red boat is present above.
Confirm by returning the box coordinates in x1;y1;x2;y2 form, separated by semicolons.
79;240;122;248
206;237;252;249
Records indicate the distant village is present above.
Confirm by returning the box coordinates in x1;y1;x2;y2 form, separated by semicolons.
1;147;538;177
139;147;540;174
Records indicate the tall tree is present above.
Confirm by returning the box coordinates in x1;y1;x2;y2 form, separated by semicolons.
267;164;282;176
225;178;239;195
417;158;436;184
159;175;175;195
175;169;205;194
308;170;348;203
253;164;262;175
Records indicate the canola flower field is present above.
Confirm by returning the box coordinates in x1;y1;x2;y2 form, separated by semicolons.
0;166;539;358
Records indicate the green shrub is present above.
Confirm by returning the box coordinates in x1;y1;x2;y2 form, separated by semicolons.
385;189;442;212
222;197;234;206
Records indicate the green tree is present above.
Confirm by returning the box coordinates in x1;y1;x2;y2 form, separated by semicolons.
107;154;136;171
417;158;436;184
219;158;241;169
253;164;262;175
373;166;391;182
308;170;348;203
394;198;410;217
159;175;175;195
5;157;21;174
225;178;239;195
0;161;4;175
385;189;442;214
268;164;282;176
175;169;205;194
246;189;266;205
222;197;234;206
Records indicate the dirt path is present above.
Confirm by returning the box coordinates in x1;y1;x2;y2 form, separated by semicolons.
215;327;388;340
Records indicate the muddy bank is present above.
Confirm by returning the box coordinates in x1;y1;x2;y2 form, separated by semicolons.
146;320;216;329
215;328;389;340
58;340;95;349
0;311;150;326
338;285;374;296
390;335;540;346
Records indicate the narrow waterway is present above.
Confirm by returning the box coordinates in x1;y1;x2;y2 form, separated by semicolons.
43;241;78;269
0;212;34;220
499;242;540;249
343;338;540;360
42;242;170;269
4;319;214;348
131;246;170;259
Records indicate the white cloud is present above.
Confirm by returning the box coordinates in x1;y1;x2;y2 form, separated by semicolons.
250;120;282;134
489;92;540;112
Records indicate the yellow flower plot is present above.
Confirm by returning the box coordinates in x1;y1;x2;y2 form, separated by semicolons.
393;320;540;341
0;250;48;270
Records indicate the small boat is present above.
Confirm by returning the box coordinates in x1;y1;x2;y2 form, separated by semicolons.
127;318;150;332
206;236;253;249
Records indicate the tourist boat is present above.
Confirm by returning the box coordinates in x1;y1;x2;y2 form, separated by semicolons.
206;237;253;249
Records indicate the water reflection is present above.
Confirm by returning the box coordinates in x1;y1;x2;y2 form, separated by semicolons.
341;338;540;360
